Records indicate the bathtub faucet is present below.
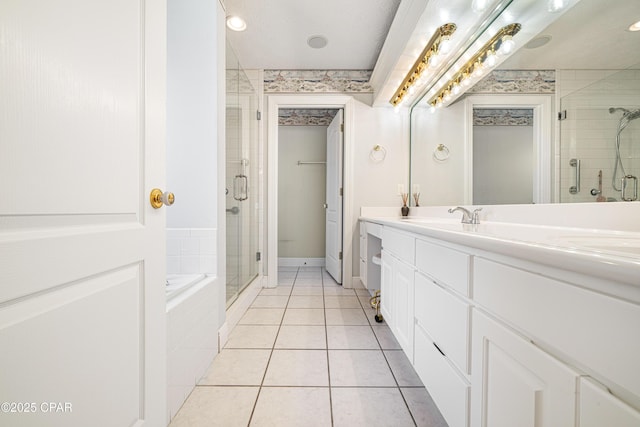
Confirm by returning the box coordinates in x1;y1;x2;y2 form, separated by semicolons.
448;206;482;224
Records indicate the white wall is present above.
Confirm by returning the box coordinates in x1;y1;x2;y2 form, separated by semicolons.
167;0;218;230
278;125;327;258
166;0;225;421
350;100;409;275
410;101;467;206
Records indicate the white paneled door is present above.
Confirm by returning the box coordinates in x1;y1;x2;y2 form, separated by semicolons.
0;1;166;426
325;110;343;284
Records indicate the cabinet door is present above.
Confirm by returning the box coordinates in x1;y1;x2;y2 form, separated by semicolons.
380;250;394;325
579;377;640;427
393;258;415;360
471;311;578;427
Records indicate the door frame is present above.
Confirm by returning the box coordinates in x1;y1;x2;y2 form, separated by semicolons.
267;95;355;288
464;95;553;205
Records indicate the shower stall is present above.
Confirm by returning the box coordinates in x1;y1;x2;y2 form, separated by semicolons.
226;42;260;306
559;67;640;202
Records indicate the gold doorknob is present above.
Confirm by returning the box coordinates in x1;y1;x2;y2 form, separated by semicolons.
150;188;175;209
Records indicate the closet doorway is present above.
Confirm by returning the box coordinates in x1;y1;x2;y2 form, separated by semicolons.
277;109;343;283
267;95;355;288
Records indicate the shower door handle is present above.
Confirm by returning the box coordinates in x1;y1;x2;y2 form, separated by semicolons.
569;158;580;194
233;174;248;201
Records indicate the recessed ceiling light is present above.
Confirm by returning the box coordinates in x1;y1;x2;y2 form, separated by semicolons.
629;20;640;32
307;35;328;49
525;35;552;49
226;15;247;32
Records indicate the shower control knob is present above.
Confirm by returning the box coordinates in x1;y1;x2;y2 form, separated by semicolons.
150;188;175;209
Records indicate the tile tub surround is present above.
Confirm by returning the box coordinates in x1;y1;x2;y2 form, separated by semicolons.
167;228;217;275
169;267;448;427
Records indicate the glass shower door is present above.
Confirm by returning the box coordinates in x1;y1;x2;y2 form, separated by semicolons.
226;42;259;306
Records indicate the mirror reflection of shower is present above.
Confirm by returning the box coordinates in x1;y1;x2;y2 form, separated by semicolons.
610;107;640;201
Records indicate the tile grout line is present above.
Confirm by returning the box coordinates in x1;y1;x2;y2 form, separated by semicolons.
321;267;335;427
245;267;298;426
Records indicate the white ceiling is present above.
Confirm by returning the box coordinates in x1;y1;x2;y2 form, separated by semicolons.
224;0;401;69
501;0;640;70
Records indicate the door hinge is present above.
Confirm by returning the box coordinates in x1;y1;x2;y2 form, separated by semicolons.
339;187;343;196
340;123;344;132
256;251;261;261
558;110;567;121
339;251;343;260
257;110;262;121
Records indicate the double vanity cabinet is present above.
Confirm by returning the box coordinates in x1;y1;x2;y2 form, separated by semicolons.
359;217;640;427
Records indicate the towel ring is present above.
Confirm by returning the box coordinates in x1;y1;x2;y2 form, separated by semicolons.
370;144;387;162
433;144;450;162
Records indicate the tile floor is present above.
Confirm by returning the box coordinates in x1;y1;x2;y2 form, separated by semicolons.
169;267;448;427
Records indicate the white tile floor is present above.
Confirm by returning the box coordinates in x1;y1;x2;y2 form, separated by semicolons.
169;267;448;427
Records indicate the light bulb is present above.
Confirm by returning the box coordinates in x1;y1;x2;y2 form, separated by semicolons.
547;0;565;12
436;98;443;108
473;61;484;77
485;50;497;67
452;82;461;95
226;15;247;31
439;36;452;55
472;0;488;12
429;104;436;114
409;85;416;95
499;35;515;55
428;52;440;68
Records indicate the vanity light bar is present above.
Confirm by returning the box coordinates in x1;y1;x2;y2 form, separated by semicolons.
389;23;457;107
427;23;521;109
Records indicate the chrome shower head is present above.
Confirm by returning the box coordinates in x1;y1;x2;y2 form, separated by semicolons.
609;107;631;115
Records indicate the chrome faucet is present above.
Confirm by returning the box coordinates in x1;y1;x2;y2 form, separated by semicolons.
448;206;482;224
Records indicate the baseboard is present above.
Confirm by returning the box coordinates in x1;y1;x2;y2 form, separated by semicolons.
278;257;325;267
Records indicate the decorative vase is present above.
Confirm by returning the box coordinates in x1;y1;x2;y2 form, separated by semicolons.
401;205;409;217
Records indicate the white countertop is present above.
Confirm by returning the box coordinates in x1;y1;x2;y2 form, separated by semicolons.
360;215;640;287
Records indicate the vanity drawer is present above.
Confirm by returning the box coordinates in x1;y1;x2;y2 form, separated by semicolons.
474;257;640;400
414;323;469;427
415;238;470;296
415;271;470;374
382;228;415;264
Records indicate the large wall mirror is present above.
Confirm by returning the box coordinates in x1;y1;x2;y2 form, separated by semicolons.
409;0;640;206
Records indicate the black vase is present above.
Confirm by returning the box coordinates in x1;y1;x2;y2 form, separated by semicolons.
401;205;409;217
